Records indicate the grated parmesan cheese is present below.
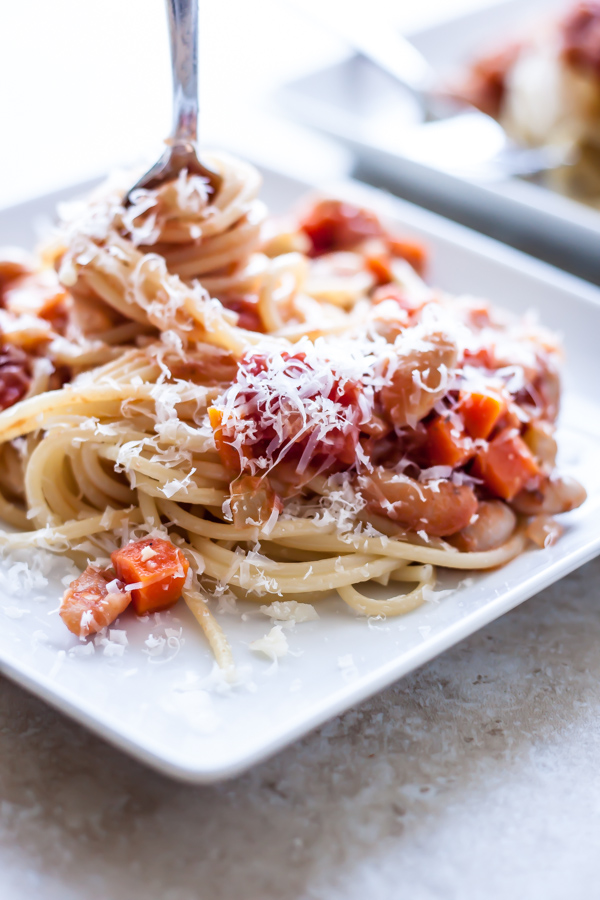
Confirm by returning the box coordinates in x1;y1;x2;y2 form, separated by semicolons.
249;625;289;661
140;545;158;562
2;606;29;619
109;629;128;646
99;638;126;658
260;600;319;624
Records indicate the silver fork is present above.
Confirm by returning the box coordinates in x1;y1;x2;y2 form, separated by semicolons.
125;0;222;204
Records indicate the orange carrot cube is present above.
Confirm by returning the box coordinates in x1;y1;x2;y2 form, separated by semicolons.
472;428;540;500
425;416;475;468
386;235;428;275
208;406;242;473
365;251;394;285
459;390;506;439
111;537;189;615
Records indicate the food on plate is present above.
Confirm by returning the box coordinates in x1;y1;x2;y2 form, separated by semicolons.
0;152;585;668
455;1;600;204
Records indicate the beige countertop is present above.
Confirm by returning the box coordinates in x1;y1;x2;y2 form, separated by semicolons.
2;557;599;900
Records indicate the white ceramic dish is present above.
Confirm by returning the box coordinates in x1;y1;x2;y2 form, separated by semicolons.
277;0;600;285
1;166;599;784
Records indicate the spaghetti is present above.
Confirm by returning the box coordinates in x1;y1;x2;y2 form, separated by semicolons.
0;151;586;669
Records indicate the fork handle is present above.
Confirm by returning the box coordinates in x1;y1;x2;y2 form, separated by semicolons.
166;0;199;146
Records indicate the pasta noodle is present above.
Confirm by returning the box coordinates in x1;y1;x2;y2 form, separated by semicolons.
0;151;586;668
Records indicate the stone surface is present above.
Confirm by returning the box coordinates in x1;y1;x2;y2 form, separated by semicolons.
1;558;599;900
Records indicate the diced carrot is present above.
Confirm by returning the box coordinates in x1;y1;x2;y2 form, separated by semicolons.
471;428;540;501
465;302;492;329
425;416;475;468
208;406;242;473
111;537;189;615
208;406;222;431
365;251;394;285
458;390;506;439
386;235;428;275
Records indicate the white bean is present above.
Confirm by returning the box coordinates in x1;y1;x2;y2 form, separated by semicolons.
512;474;587;515
451;500;517;553
379;332;457;427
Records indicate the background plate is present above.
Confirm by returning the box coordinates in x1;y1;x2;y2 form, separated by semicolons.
277;0;600;285
0;165;599;783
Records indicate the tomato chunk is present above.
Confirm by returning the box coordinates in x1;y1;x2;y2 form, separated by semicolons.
111;538;189;615
458;390;506;439
425;416;475;468
562;2;600;77
472;428;540;501
458;42;522;119
299;199;383;257
210;351;364;480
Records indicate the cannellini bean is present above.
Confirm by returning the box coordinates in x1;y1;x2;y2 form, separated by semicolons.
358;467;478;537
526;515;564;548
536;367;561;422
451;500;517;552
511;474;587;515
379;331;458;427
523;420;557;467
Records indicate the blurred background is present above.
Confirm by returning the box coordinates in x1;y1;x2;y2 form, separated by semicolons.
0;0;490;206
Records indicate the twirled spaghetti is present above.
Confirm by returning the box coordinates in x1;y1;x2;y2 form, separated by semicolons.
0;151;586;670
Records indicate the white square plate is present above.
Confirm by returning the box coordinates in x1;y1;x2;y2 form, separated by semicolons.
1;165;599;783
278;0;600;286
